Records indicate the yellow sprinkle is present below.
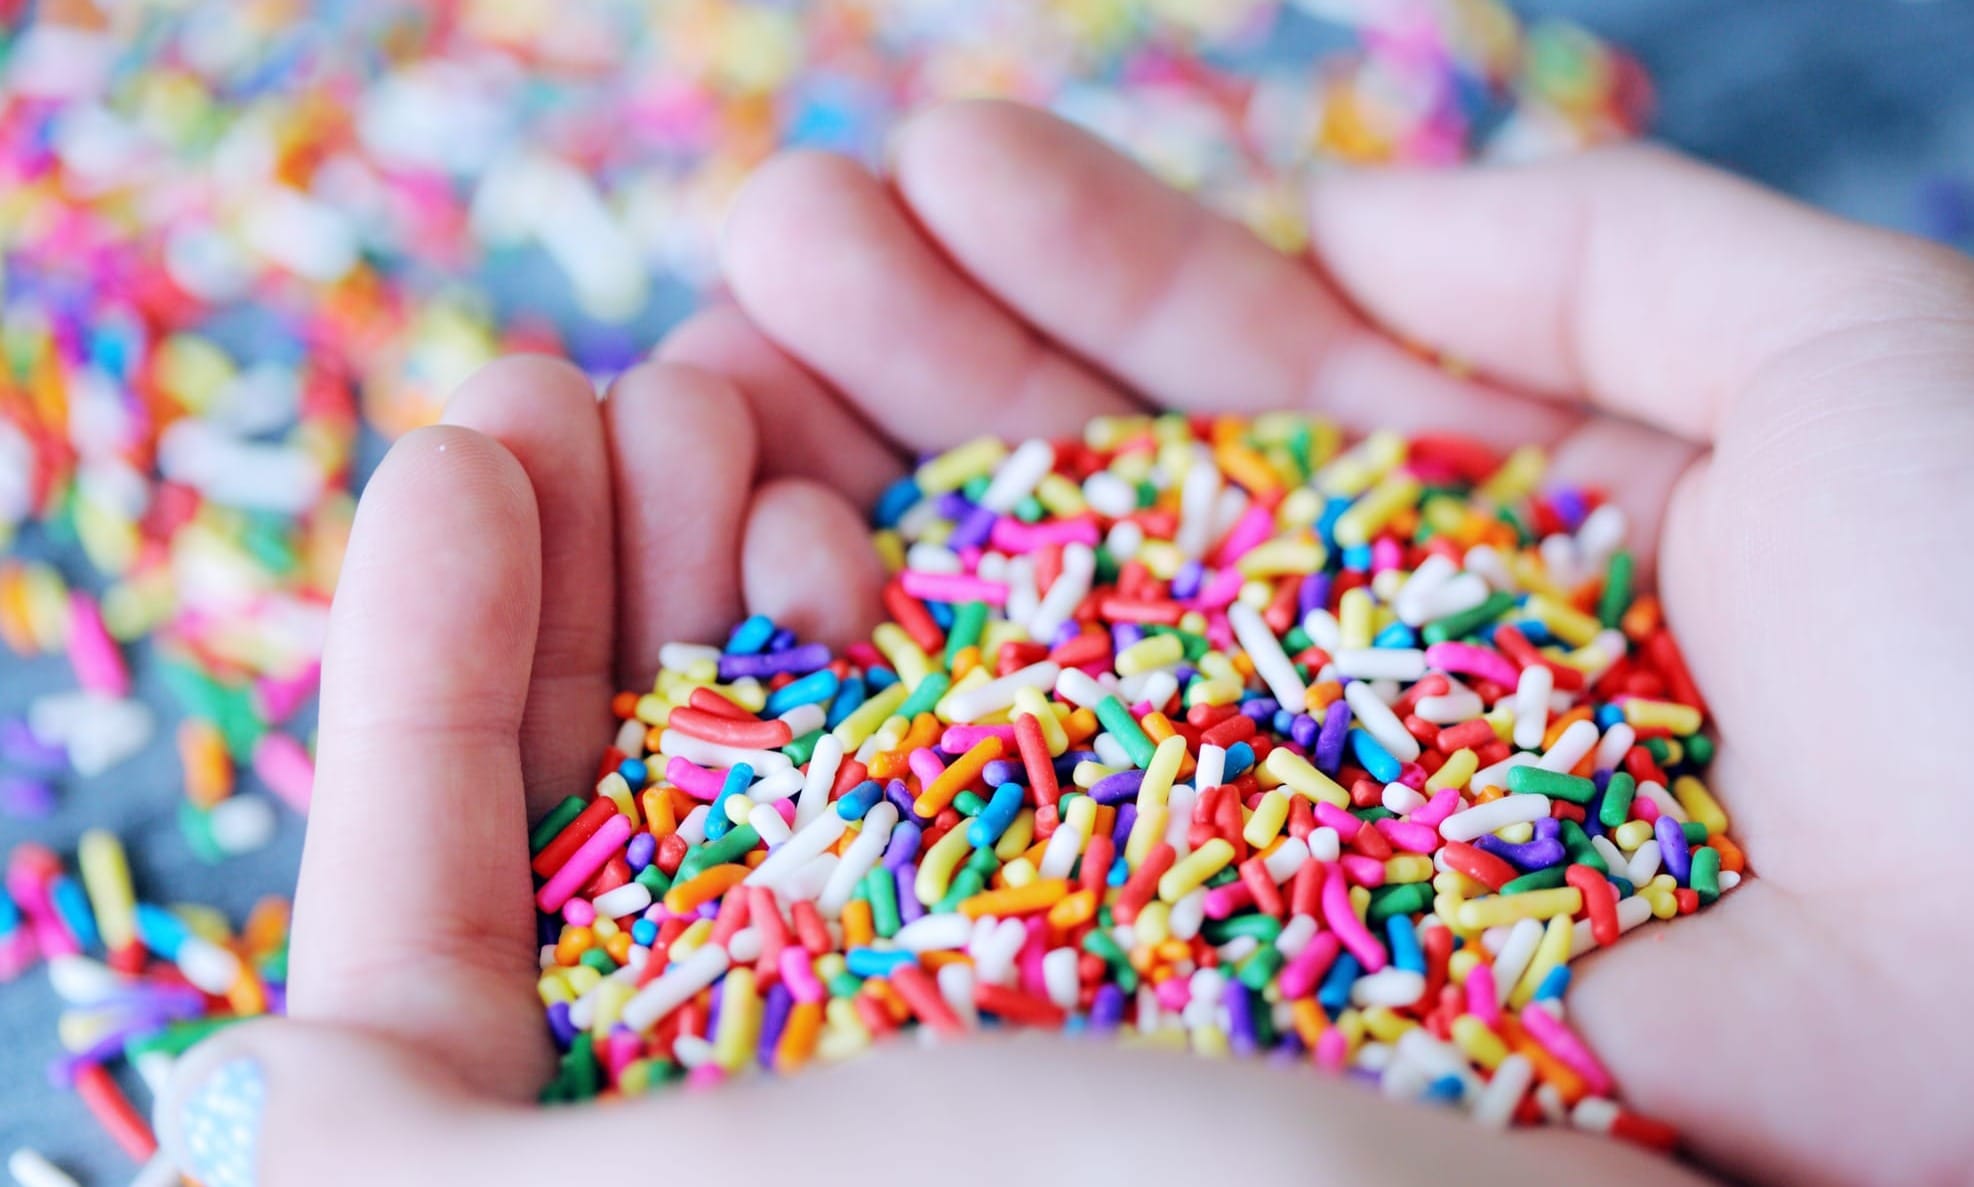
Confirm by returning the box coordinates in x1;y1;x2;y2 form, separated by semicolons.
1158;838;1236;902
832;682;908;750
1261;748;1350;808
993;810;1036;861
1624;698;1705;735
1338;587;1376;650
1452;1015;1510;1070
1455;888;1583;930
1525;595;1602;648
1235;537;1326;578
1426;748;1478;793
1140;734;1187;806
1509;912;1576;1008
916;436;1007;495
1242;789;1291;848
1116;634;1184;677
1673;776;1729;836
1332;472;1421;549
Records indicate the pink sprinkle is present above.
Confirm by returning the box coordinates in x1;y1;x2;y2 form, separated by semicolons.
536;814;632;913
1411;787;1462;828
1522;1003;1614;1096
1212;504;1275;567
1314;801;1363;840
940;725;1016;750
1339;853;1386;887
665;757;725;801
1370;537;1403;574
1154;976;1192;1011
1375;818;1440;854
563;899;596;927
1324;859;1388;973
908;748;947;787
252;733;315;813
899;570;1010;606
1316;1026;1350;1071
991;516;1101;554
1425;642;1521;689
1466;959;1502;1027
66;593;130;698
1278;932;1341;999
1188;568;1245;611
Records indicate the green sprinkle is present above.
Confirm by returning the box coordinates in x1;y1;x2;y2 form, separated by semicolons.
1237;945;1286;990
865;866;901;938
634;864;673;898
1095;696;1157;769
828;972;865;999
1366;882;1435;926
1683;734;1716;767
1682;820;1710;845
530;797;586;854
944;602;988;667
1501;866;1569;894
1598;550;1634;628
1559;819;1606;874
953;791;988;817
124;1017;242;1062
1422;591;1518;645
1599;772;1637;829
579;948;618;975
897;672;951;720
1506;765;1597;804
676;825;761;882
1690;846;1722;904
783;729;823;766
1202;914;1282;945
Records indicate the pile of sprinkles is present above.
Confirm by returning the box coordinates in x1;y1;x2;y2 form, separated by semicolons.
533;414;1736;1149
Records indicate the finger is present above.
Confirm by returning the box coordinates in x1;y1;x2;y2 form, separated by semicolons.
887;100;1577;447
156;1020;503;1187
157;1026;1717;1187
656;304;906;508
293;426;551;1094
741;477;887;649
721;148;1139;452
442;355;616;820
534;1038;1716;1187
1305;143;1974;441
605;361;758;683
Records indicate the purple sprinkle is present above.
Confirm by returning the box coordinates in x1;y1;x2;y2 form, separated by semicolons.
1475;833;1566;871
1548;487;1588;532
704;984;722;1037
757;981;794;1069
1222;977;1257;1056
1242;698;1280;722
548;1002;578;1046
1314;701;1352;774
1112;623;1145;652
1656;814;1693;883
0;776;57;819
1297;573;1332;618
1090;768;1145;805
626;833;657;872
947;503;999;552
882;821;923;869
718;642;832;681
982;759;1026;787
935;490;974;520
696;900;721;920
264;985;287;1012
894;866;925;927
884;779;922;823
1050;620;1082;649
1170;562;1205;601
1111;802;1138;849
1053;750;1099;775
1289;713;1319;750
1173;664;1197;687
0;719;66;770
1089;983;1126;1033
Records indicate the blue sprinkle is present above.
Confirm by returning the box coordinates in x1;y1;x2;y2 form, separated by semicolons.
1386;915;1425;974
616;758;649;786
766;670;841;717
1224;741;1256;778
825;677;868;729
48;878;100;952
872;478;921;528
725;615;776;656
631;919;658;946
1534;964;1572;1001
845;948;917;977
1373;622;1418;648
836;780;886;821
1318;951;1362;1011
1351;728;1402;783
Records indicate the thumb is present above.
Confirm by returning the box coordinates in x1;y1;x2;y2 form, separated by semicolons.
155;1019;512;1187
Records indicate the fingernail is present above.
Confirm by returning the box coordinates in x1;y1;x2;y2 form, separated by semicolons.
175;1057;265;1187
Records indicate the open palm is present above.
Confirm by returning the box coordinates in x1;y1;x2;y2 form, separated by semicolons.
162;103;1974;1187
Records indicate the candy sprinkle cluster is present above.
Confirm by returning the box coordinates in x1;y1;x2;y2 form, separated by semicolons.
544;414;1732;1144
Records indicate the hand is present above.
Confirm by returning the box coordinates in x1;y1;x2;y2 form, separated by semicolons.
155;102;1974;1187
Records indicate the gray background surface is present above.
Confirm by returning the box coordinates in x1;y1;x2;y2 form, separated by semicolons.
4;0;1972;1180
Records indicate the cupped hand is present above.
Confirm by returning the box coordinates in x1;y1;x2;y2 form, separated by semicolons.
157;102;1974;1187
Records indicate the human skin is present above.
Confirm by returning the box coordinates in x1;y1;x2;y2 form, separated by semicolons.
158;102;1974;1187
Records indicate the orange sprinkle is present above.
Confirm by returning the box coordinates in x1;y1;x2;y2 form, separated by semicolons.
958;878;1070;918
662;864;749;915
915;736;1002;817
842;898;875;948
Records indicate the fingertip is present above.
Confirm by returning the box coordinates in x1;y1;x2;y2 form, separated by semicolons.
721;149;878;305
742;477;887;651
442;353;599;423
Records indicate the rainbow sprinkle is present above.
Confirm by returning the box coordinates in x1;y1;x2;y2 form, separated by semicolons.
532;414;1729;1149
